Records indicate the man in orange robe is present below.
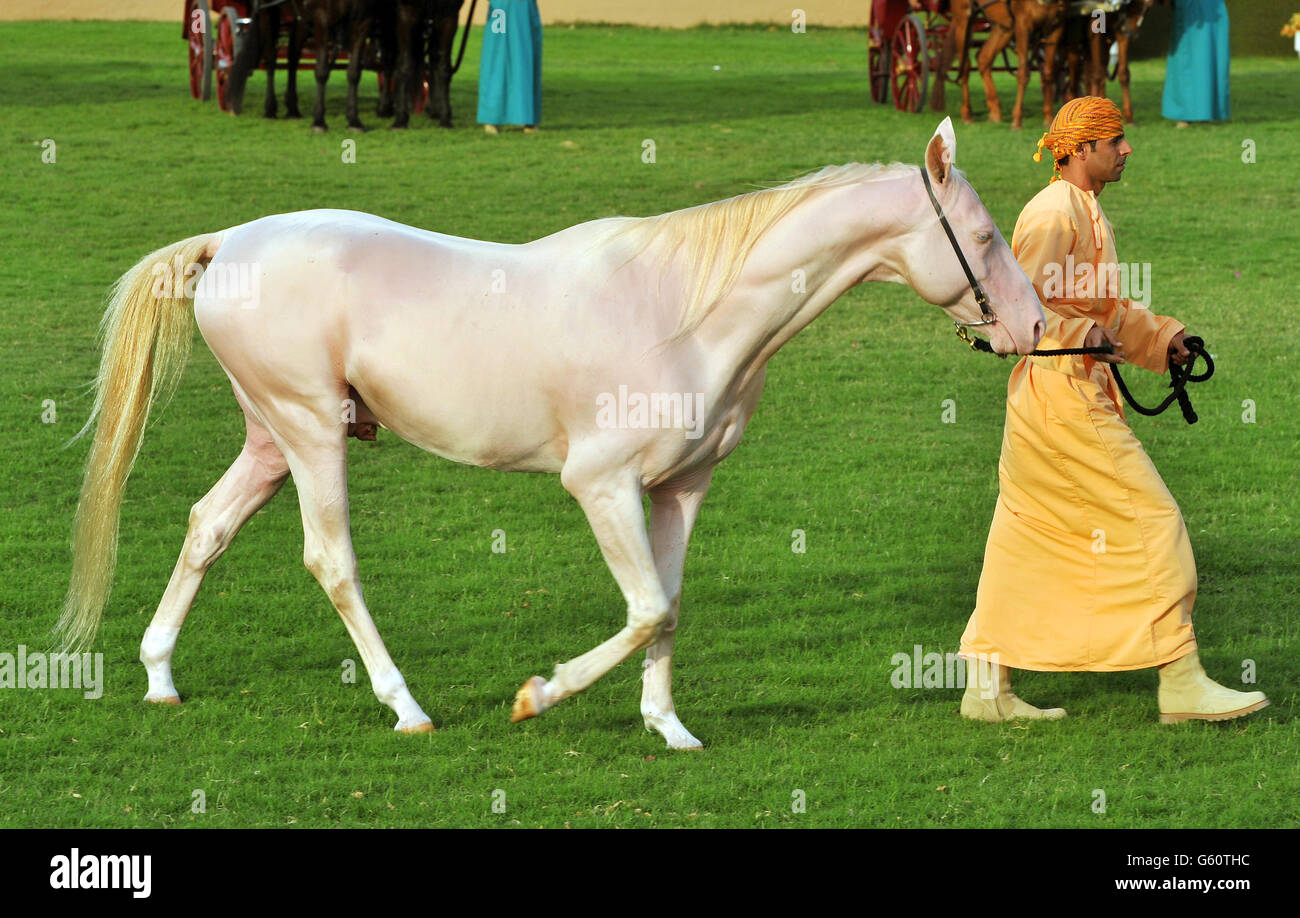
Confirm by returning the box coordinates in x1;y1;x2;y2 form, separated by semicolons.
959;97;1268;724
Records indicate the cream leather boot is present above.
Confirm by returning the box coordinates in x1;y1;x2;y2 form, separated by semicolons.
960;657;1066;723
1157;651;1269;724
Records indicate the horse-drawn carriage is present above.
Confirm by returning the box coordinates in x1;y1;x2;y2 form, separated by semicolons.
868;0;1151;125
868;0;1017;114
184;0;474;129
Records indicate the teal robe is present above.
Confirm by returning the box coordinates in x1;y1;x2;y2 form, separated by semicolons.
477;0;542;126
1162;0;1230;122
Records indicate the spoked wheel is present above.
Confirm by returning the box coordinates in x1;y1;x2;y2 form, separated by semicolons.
215;6;236;111
187;0;214;101
868;27;889;104
891;13;929;113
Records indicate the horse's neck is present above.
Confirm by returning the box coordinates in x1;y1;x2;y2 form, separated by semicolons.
691;174;913;383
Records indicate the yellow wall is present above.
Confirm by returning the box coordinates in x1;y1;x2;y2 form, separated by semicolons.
0;1;870;27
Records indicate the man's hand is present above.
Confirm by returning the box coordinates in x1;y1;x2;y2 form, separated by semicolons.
1168;331;1192;367
1085;324;1125;363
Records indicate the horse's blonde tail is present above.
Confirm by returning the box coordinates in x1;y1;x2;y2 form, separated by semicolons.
58;233;220;651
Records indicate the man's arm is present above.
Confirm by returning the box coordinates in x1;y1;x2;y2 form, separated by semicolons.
1115;304;1186;375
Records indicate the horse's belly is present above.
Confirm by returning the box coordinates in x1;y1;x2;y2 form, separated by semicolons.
346;332;568;473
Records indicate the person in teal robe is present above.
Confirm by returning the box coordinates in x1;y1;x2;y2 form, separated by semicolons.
477;0;542;131
1162;0;1230;124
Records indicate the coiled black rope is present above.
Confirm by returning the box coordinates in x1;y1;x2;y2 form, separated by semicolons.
968;334;1214;425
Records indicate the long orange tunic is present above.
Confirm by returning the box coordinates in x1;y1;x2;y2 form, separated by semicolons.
959;179;1197;671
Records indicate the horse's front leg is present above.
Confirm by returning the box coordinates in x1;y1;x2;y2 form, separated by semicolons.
638;472;714;750
391;1;420;128
510;461;673;730
979;25;1012;123
428;10;457;126
285;20;303;118
263;13;280;118
955;14;975;123
344;15;370;130
1087;30;1106;98
1118;30;1134;122
1010;19;1032;130
310;12;331;131
1039;25;1064;126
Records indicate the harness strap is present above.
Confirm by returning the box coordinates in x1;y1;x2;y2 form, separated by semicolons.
450;0;479;75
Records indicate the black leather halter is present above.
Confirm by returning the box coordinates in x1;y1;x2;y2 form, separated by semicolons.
919;166;998;350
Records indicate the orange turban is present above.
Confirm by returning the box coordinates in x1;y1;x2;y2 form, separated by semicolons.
1033;96;1124;181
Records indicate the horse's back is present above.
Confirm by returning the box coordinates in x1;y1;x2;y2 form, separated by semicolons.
194;209;651;473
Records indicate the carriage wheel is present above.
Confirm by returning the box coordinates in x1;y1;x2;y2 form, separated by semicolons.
891;13;929;114
868;28;889;104
187;0;214;101
215;7;236;111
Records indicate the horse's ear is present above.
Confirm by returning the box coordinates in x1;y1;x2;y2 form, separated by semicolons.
925;117;957;186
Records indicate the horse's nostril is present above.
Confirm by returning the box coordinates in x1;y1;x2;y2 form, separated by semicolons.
1032;319;1045;343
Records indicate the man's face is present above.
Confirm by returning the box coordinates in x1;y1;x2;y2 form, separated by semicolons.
1083;134;1133;185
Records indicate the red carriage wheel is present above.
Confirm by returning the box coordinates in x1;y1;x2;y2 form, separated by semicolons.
868;27;889;104
215;6;236;111
890;13;930;114
186;0;215;101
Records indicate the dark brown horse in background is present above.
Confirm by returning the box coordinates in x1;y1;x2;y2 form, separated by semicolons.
221;0;387;129
392;0;468;128
931;0;1068;129
220;0;472;130
1060;0;1157;122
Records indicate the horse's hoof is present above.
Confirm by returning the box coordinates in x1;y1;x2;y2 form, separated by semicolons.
510;676;548;723
145;694;181;705
286;110;302;120
1010;123;1022;132
311;124;327;134
396;720;435;734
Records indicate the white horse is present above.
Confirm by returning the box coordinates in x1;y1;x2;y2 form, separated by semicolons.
61;118;1043;749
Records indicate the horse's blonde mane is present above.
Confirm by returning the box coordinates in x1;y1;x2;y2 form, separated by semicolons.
623;161;913;340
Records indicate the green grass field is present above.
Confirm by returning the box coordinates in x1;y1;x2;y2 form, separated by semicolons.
1;21;1297;828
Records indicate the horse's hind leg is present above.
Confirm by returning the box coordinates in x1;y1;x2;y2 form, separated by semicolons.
639;473;713;750
141;411;289;703
275;422;433;733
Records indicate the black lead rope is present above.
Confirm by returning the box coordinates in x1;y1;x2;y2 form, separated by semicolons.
969;329;1214;425
1110;336;1214;424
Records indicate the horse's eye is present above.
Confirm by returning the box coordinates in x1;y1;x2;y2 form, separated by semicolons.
975;231;992;244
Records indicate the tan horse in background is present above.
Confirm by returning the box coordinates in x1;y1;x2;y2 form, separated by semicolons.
59;120;1044;749
932;0;1068;129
